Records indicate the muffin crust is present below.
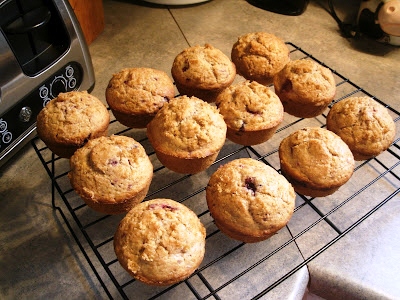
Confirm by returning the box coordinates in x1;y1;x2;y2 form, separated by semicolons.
216;80;284;145
36;91;110;158
279;127;354;197
326;96;396;160
147;95;227;173
69;135;153;214
114;198;206;286
231;32;290;85
106;68;175;128
273;59;336;118
206;158;295;243
171;44;236;102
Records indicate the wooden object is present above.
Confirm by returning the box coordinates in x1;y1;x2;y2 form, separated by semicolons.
68;0;105;45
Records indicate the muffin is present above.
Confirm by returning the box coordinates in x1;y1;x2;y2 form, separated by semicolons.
231;32;290;85
279;127;355;197
273;59;336;118
171;44;236;102
216;80;284;145
105;68;175;128
326;96;396;160
146;95;227;174
206;158;296;243
114;198;206;286
36;91;110;158
68;135;153;215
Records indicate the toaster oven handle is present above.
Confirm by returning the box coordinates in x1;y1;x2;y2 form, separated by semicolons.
4;6;51;35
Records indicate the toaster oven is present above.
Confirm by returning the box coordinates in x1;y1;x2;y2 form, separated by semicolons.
0;0;95;168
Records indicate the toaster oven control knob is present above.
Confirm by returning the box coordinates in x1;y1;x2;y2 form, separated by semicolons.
50;76;67;98
19;107;33;123
0;120;7;133
65;66;74;78
39;86;49;99
2;131;12;144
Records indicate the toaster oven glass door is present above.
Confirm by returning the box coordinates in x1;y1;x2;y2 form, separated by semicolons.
0;0;70;76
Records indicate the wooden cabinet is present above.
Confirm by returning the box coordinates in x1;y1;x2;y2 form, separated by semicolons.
68;0;104;45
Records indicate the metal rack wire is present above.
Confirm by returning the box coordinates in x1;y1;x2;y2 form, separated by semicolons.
32;43;400;300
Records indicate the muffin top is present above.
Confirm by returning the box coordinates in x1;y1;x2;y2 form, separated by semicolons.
273;59;336;105
326;96;396;159
231;32;290;84
171;44;236;90
69;135;153;204
114;198;206;286
206;158;295;239
146;95;227;158
216;80;283;131
279;127;354;190
105;68;175;115
36;91;109;146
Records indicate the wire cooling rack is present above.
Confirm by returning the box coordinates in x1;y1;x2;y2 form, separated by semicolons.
32;43;400;299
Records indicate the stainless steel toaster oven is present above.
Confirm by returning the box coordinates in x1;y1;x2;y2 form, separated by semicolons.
0;0;95;168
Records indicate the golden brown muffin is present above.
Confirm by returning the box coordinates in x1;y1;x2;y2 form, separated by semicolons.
36;91;110;158
231;32;290;85
171;44;236;102
146;95;227;174
326;96;396;160
279;127;354;197
206;158;295;243
216;80;284;145
273;59;336;118
114;198;206;286
68;135;153;215
105;68;175;128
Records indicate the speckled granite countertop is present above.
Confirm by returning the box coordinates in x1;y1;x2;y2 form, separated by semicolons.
1;1;399;299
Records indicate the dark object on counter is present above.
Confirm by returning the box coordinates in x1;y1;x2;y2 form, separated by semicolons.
358;8;385;39
247;0;309;16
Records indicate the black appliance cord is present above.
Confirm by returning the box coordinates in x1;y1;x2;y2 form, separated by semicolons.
326;0;359;38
